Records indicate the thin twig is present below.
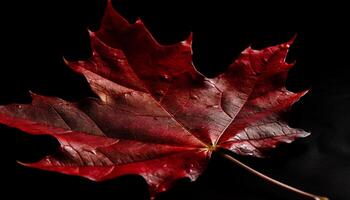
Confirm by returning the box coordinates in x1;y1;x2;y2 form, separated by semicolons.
218;150;329;200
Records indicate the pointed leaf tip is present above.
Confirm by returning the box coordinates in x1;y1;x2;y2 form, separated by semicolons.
135;17;143;25
87;29;95;36
282;34;297;49
62;56;70;65
28;90;39;97
186;32;193;45
288;33;297;45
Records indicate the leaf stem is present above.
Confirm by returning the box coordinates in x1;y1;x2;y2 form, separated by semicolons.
218;150;329;200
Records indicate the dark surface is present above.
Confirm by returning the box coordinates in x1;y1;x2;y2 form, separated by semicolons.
5;0;350;199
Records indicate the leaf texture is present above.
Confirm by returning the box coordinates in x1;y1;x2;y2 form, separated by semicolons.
1;0;309;197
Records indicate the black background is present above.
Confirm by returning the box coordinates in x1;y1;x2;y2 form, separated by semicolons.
4;0;350;199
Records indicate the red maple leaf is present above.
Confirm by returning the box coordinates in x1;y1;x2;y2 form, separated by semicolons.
2;1;310;198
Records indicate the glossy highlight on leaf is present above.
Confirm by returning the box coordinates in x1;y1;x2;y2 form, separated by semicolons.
1;0;309;198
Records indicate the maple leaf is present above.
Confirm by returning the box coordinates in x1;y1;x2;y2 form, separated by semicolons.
1;0;310;198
